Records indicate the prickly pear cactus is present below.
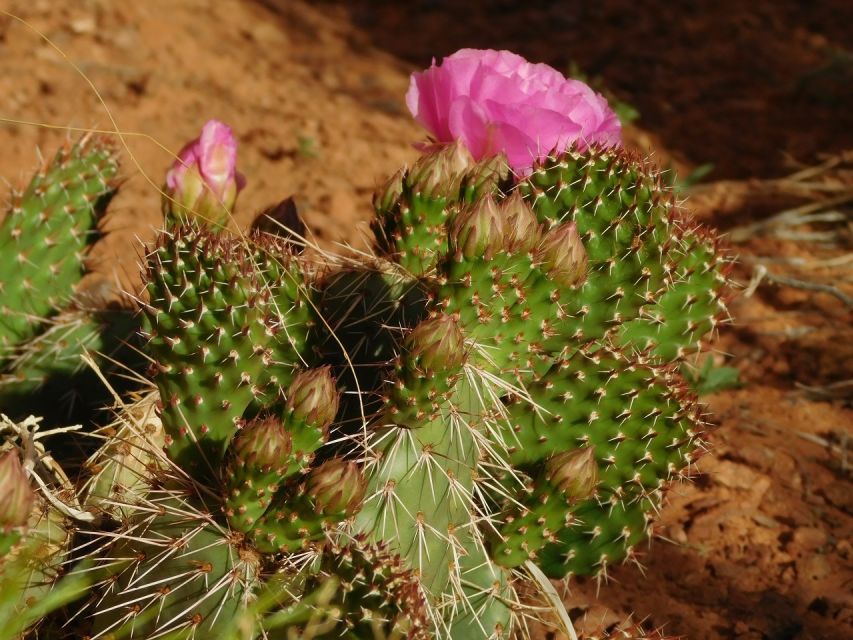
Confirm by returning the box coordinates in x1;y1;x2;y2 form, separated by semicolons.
0;97;729;640
0;135;120;360
353;141;729;635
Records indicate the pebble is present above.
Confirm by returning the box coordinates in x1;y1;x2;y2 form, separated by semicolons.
793;527;828;552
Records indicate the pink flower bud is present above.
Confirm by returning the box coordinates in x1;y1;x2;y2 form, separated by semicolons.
164;120;246;225
406;49;621;173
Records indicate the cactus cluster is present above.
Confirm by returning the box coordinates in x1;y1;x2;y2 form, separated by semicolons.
0;113;729;638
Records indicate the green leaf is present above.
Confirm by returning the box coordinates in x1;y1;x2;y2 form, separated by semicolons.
683;356;742;395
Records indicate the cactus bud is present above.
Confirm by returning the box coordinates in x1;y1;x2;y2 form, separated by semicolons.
374;168;406;213
545;447;599;503
0;450;35;531
535;221;588;287
449;195;505;260
163;120;246;226
251;197;305;248
405;314;467;372
407;141;473;200
285;367;340;432
231;416;292;471
501;191;540;253
461;152;510;201
306;459;366;516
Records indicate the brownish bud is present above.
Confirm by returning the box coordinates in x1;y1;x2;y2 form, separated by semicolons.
535;222;588;287
461;152;510;199
373;167;405;213
231;416;292;470
405;314;466;372
407;141;474;200
286;367;340;432
545;447;599;503
449;195;505;260
0;450;35;531
501;191;541;253
306;459;366;516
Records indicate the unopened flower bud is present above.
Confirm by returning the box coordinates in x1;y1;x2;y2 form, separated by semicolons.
164;120;246;226
306;459;366;516
449;195;505;260
460;152;510;200
286;367;340;432
373;168;405;214
407;141;474;200
405;314;466;372
0;450;35;531
545;447;599;503
535;222;588;287
231;416;292;470
501;191;540;253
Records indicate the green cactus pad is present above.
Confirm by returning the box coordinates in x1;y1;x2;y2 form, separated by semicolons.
502;346;703;487
250;457;363;553
519;146;728;361
224;416;293;532
0;309;139;416
142;224;274;476
537;495;656;579
0;434;73;618
356;382;481;598
447;533;514;640
0;135;119;358
371;144;508;277
250;241;317;401
91;499;262;638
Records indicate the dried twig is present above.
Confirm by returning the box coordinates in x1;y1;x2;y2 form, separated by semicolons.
744;264;853;308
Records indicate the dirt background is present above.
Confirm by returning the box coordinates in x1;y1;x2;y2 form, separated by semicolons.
0;1;850;639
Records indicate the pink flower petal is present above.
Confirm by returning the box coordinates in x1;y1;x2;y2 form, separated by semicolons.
406;48;622;172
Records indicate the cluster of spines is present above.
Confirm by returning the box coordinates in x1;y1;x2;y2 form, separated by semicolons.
88;491;264;639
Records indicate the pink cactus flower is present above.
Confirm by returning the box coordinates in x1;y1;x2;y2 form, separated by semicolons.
406;49;622;173
164;120;246;223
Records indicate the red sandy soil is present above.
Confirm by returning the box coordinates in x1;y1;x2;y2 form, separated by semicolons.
0;1;850;638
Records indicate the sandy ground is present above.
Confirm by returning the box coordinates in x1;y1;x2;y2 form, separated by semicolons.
0;1;850;638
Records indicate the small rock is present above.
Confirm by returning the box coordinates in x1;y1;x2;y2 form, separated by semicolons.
799;553;832;580
668;523;689;544
793;526;828;552
70;16;96;35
